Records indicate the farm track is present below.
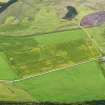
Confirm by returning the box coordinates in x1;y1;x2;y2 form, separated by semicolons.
81;26;103;53
0;23;102;83
0;56;100;83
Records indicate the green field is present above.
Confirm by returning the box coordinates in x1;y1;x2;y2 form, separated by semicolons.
0;28;99;78
0;52;17;80
0;0;104;103
0;82;34;101
34;29;87;46
15;61;105;103
86;23;105;53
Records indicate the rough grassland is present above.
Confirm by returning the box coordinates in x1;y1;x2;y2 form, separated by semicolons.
34;29;86;46
15;61;105;103
0;0;94;36
0;82;35;101
86;23;105;53
0;52;17;80
0;28;99;78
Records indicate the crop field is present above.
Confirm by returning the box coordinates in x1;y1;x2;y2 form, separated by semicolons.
15;61;105;102
0;52;17;80
0;28;100;78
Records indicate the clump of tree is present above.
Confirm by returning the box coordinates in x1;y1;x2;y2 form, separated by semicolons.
63;6;78;20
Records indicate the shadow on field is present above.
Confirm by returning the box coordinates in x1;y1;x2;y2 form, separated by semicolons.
0;100;105;105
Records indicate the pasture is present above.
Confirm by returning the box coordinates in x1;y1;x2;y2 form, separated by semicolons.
0;82;34;101
86;23;105;53
0;2;94;36
34;29;86;45
0;28;100;78
15;61;105;103
0;52;17;80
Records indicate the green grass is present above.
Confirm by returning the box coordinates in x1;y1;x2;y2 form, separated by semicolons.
0;28;99;78
0;52;17;80
86;23;105;53
15;61;105;103
0;28;100;78
0;82;35;101
34;29;86;46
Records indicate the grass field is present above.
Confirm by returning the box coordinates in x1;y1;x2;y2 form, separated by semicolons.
0;52;17;80
0;0;104;103
15;61;105;103
34;29;86;46
85;23;105;53
0;6;75;36
0;82;35;101
0;28;100;78
0;0;95;36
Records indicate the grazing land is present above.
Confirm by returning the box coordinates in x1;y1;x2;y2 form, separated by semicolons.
0;82;34;101
85;22;105;53
0;0;95;36
0;52;17;80
0;0;104;103
15;61;105;103
0;29;100;78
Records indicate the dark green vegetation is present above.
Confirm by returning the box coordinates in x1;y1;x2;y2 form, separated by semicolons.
15;61;105;102
63;6;78;20
0;100;105;105
0;29;99;78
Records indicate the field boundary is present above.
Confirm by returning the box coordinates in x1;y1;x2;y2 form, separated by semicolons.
0;21;102;37
77;15;103;54
81;26;103;53
0;23;102;83
0;57;99;83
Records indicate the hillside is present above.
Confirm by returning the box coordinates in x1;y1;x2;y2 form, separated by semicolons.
0;0;105;104
0;0;99;36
